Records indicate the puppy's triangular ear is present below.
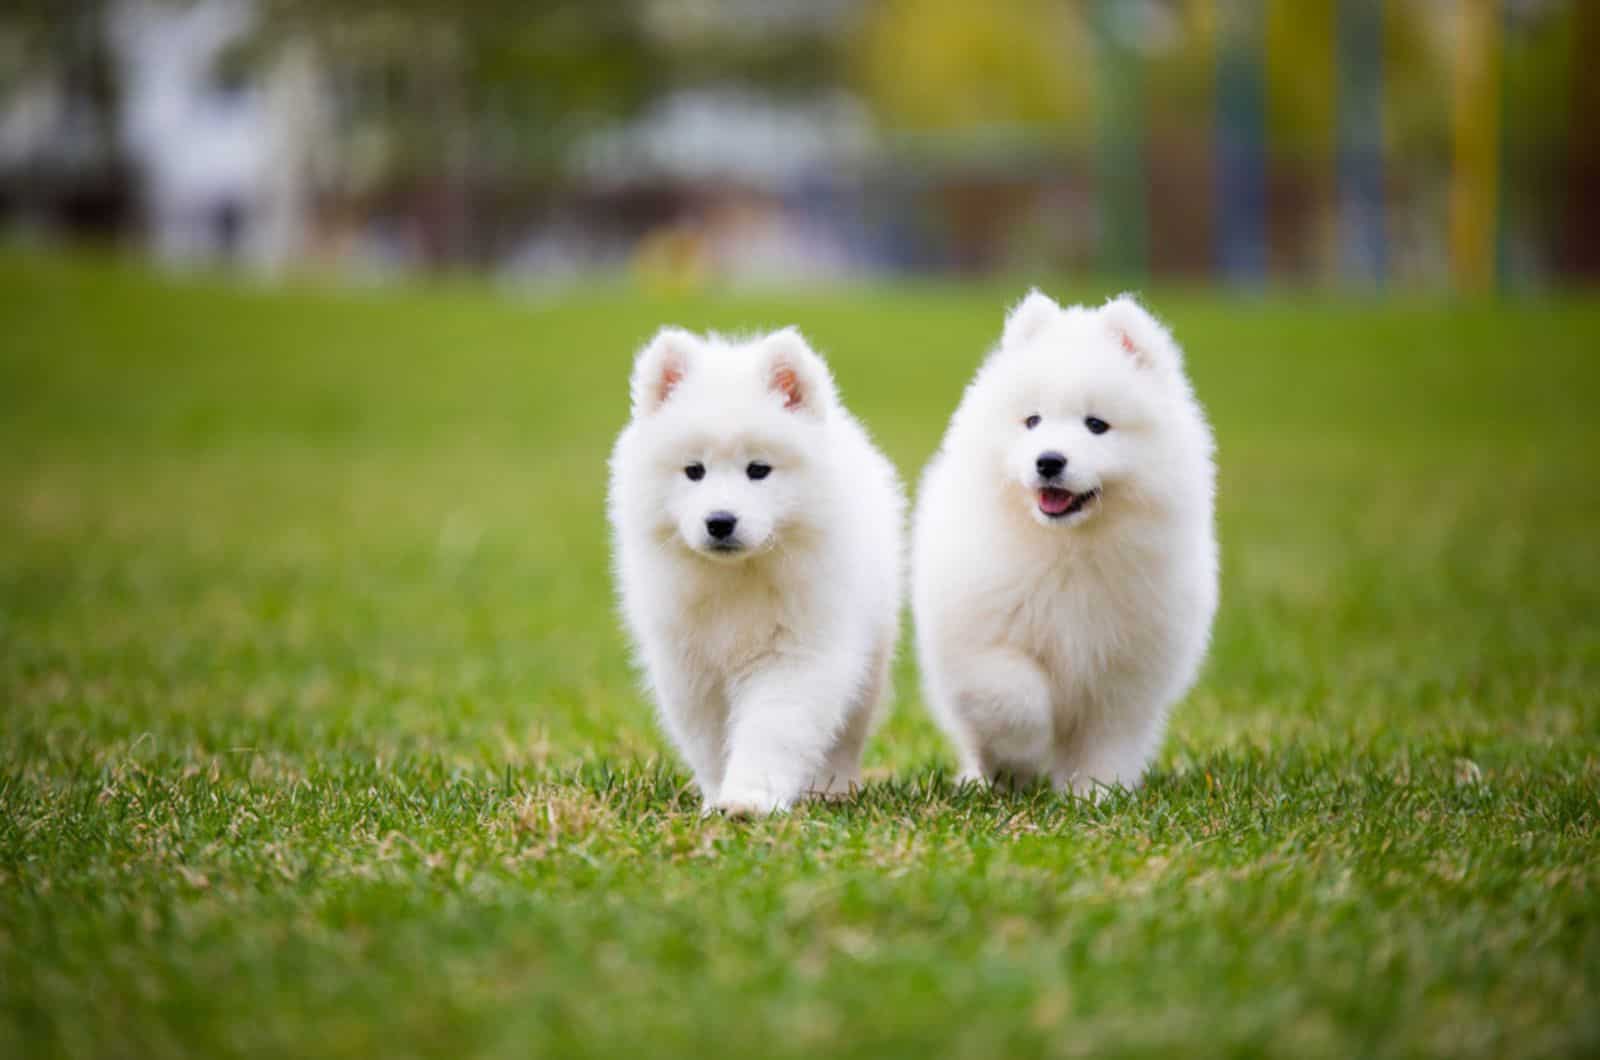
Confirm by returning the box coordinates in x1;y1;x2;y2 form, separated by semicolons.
1002;289;1059;348
629;327;699;417
763;327;834;417
1100;294;1182;374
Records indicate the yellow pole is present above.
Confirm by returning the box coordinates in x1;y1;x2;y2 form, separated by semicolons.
1450;0;1502;292
1265;0;1337;275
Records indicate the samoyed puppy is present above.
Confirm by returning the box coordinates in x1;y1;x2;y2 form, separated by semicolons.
912;292;1217;797
608;326;904;815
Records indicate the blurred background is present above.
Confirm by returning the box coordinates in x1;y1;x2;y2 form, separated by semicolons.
0;0;1593;294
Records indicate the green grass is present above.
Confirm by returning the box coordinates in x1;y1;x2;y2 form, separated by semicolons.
1;254;1597;1058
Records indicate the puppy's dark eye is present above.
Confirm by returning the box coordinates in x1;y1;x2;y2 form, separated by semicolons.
684;463;705;481
1024;414;1041;430
746;462;772;481
1085;416;1110;435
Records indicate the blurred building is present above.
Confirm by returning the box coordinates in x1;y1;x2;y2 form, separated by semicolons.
109;0;325;269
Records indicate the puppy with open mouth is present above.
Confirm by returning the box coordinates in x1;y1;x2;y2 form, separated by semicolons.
911;292;1218;797
608;327;904;815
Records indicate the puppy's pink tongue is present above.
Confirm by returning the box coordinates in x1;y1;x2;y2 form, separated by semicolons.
1038;488;1074;516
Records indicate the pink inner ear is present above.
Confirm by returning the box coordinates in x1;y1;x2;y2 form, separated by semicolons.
772;365;804;410
657;362;683;406
1118;330;1137;355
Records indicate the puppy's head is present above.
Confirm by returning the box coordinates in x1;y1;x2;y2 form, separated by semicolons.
624;326;835;561
961;290;1207;530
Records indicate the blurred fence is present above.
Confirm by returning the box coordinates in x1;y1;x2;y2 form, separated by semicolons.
0;0;1592;290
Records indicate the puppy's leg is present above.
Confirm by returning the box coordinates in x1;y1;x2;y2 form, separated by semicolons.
1052;709;1162;801
946;649;1054;789
716;656;860;815
812;643;890;798
649;660;726;803
813;687;876;799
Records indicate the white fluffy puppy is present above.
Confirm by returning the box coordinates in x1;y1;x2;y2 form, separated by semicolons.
608;326;904;815
912;292;1217;797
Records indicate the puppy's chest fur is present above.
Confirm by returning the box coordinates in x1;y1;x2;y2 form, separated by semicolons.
669;561;815;681
1008;537;1188;698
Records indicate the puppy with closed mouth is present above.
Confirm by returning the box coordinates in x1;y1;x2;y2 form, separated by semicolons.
608;327;904;815
912;291;1217;797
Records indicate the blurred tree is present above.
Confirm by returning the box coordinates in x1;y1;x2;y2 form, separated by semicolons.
1263;0;1335;277
1144;0;1220;278
1143;0;1218;122
851;0;1094;144
238;2;657;263
1092;0;1147;279
1449;0;1501;292
0;0;133;237
634;0;849;98
1264;0;1335;162
257;2;656;173
1552;0;1595;278
1336;0;1386;285
1216;0;1265;283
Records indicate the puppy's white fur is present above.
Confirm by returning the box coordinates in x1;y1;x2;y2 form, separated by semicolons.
609;327;904;814
912;292;1217;796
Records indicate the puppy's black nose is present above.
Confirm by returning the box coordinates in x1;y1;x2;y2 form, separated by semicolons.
705;512;738;540
1036;452;1067;479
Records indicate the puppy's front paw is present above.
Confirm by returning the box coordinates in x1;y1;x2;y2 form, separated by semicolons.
955;767;988;789
1056;773;1124;804
712;785;789;817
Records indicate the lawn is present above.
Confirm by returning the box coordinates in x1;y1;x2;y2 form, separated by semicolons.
1;254;1597;1058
